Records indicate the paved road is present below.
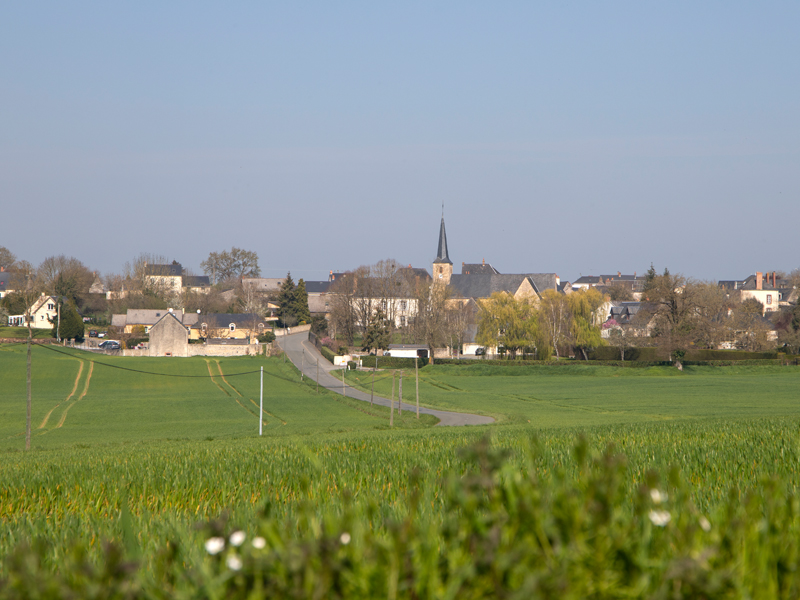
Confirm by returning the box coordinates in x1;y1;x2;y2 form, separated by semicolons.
277;333;495;427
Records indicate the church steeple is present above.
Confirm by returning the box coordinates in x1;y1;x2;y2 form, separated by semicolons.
433;213;453;284
433;216;452;265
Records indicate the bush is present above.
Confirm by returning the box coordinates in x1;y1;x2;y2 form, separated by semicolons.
257;331;276;344
588;347;777;362
319;345;336;364
124;337;148;349
367;356;427;369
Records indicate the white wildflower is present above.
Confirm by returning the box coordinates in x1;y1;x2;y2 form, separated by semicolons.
649;510;671;527
226;554;243;571
252;536;266;549
340;532;351;545
205;537;225;555
649;489;667;505
699;516;711;532
229;531;246;547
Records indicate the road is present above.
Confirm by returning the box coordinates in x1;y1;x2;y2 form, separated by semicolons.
277;332;495;427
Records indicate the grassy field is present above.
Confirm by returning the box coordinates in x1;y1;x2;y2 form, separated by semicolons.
4;344;800;594
0;344;434;452
344;361;800;426
0;326;54;339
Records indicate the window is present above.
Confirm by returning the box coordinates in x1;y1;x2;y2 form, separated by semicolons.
47;303;54;310
229;323;236;332
258;323;264;330
400;316;406;326
766;294;772;305
381;300;387;311
400;300;407;311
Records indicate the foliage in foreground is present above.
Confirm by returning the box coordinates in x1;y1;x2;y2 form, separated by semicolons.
3;434;800;599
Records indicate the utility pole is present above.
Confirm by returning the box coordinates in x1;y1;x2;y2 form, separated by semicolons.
26;303;32;451
398;370;403;415
56;301;61;344
342;365;346;397
259;366;263;436
301;348;304;381
370;355;377;405
316;359;319;394
415;357;419;419
390;371;395;427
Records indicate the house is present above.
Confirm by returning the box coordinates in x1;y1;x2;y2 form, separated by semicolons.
144;262;211;296
305;280;332;317
148;311;190;357
719;272;783;315
191;313;271;341
111;308;199;334
8;294;66;328
573;273;645;299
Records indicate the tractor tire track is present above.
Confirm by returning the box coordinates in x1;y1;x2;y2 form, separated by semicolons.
54;362;94;430
39;361;84;429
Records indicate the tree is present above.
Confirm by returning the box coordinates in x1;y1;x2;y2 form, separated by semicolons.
539;289;570;358
277;273;296;327
0;305;9;326
566;288;606;361
640;271;701;368
606;325;635;361
410;279;452;351
606;283;633;301
292;279;311;325
201;247;260;285
37;255;94;309
0;246;17;271
643;263;658;294
51;301;85;342
363;307;391;352
476;292;541;359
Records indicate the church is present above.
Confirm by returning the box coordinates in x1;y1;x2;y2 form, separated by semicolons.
431;215;561;303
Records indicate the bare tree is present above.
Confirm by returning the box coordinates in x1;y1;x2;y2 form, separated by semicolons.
539;289;571;358
201;247;260;285
0;246;17;271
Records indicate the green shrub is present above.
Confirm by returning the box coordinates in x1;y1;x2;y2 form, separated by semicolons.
124;337;148;349
257;331;276;344
319;345;336;364
365;356;426;369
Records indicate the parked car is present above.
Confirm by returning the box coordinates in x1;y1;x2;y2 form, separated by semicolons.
89;330;98;337
475;347;486;356
98;340;120;350
97;332;106;338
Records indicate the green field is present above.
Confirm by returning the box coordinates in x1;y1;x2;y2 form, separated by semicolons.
345;361;800;426
3;344;800;596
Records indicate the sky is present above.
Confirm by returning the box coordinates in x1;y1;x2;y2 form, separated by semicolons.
2;2;798;284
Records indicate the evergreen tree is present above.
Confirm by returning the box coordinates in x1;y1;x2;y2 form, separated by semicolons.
362;307;391;352
292;279;311;325
277;272;296;326
51;301;85;341
643;263;658;293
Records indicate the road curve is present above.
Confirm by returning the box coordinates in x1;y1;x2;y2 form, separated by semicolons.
277;332;494;427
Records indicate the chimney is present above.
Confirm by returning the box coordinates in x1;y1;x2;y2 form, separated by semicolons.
482;258;485;265
0;266;3;272
756;272;763;290
618;271;621;277
773;271;777;287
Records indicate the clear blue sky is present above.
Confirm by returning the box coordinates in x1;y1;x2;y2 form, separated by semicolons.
2;2;798;282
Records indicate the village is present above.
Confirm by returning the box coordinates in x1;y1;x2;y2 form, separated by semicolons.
1;216;798;364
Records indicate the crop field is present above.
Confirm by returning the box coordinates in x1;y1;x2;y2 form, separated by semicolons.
0;344;433;451
3;344;800;596
345;361;800;426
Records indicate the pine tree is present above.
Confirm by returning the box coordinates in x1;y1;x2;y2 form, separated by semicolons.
292;279;311;325
363;307;391;352
51;301;85;341
277;272;296;326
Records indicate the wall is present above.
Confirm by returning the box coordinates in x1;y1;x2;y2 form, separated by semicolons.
273;323;312;336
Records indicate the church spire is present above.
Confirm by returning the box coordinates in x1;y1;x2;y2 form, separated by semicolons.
433;214;452;265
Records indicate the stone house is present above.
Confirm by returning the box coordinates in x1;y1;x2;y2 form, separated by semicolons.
148;312;190;357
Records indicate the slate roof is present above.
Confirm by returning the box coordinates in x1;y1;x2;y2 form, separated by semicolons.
433;217;452;264
396;267;431;280
304;281;331;294
527;273;559;293
461;263;499;275
448;274;532;299
145;263;182;277
0;270;11;292
183;275;210;287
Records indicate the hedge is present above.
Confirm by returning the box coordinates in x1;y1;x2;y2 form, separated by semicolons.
589;347;779;361
319;345;336;364
355;356;428;370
